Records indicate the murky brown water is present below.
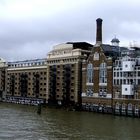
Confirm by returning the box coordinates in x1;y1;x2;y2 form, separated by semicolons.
0;103;140;140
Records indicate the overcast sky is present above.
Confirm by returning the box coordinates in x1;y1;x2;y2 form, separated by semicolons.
0;0;140;61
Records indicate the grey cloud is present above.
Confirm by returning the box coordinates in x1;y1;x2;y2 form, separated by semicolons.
0;0;140;61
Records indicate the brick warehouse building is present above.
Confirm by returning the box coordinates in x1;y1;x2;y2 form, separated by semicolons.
81;18;123;113
46;42;92;107
4;59;47;105
0;58;7;100
1;18;140;117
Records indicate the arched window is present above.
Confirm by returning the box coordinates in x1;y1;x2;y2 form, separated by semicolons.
99;62;107;83
122;103;126;109
115;102;120;109
128;103;132;110
87;63;93;83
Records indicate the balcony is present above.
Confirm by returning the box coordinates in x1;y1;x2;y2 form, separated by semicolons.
122;61;135;72
122;84;134;95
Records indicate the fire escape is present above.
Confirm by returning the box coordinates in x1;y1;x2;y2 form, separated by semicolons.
10;75;15;96
20;73;28;97
33;73;40;98
49;65;57;104
62;64;71;106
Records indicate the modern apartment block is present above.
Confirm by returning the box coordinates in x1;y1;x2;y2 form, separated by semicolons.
113;48;140;116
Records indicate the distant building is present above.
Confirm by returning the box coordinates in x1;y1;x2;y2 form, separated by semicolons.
81;18;114;113
111;37;120;46
5;59;47;105
1;18;140;117
0;58;7;99
47;42;92;106
113;48;140;116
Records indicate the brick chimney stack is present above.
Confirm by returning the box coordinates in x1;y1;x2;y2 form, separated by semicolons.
96;18;103;45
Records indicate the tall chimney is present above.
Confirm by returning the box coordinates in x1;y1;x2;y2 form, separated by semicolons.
96;18;103;45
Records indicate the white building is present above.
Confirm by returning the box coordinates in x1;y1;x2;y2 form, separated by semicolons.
113;48;140;99
113;48;140;116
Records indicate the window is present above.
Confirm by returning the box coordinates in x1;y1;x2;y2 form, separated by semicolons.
94;52;99;60
138;72;140;76
71;77;74;80
71;96;74;99
115;61;118;65
87;88;93;96
71;64;74;67
87;63;93;83
99;88;107;97
114;79;116;85
71;89;74;92
71;83;74;86
128;103;133;110
124;79;126;84
125;88;127;91
99;62;107;83
71;70;74;73
117;79;119;85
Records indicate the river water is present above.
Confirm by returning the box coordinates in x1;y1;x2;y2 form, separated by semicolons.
0;103;140;140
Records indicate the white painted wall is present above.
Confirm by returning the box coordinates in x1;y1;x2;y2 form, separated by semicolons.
122;84;134;95
122;61;135;72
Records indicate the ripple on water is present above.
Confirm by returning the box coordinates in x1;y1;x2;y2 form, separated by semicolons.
1;103;140;140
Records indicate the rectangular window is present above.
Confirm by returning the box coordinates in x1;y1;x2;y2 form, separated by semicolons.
115;61;118;65
117;79;119;85
120;79;122;85
114;79;116;85
124;79;126;84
